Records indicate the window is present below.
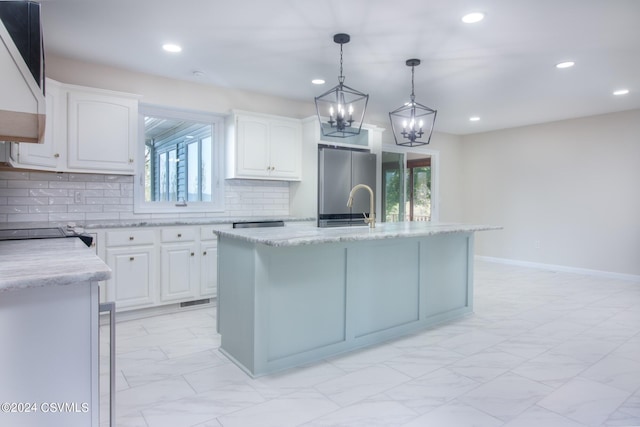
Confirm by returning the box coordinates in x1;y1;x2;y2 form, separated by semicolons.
134;105;224;213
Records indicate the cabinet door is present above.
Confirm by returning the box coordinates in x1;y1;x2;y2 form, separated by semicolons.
236;115;270;177
67;89;137;173
11;79;64;169
200;241;218;298
160;242;198;302
269;119;301;180
105;246;156;310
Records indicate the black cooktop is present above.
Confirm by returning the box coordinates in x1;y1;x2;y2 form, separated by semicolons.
0;227;65;240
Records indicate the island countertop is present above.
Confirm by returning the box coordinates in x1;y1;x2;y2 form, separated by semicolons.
213;221;501;247
0;238;112;293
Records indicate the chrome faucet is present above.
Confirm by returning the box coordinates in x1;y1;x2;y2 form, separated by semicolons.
347;184;375;228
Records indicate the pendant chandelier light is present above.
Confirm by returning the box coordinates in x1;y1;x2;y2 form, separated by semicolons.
389;59;437;147
315;33;369;138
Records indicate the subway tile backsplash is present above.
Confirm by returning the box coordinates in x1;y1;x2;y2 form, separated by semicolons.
0;170;290;223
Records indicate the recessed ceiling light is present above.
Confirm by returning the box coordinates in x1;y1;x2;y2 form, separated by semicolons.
469;116;480;122
613;89;630;96
311;79;325;85
162;43;182;53
556;61;575;69
461;12;485;24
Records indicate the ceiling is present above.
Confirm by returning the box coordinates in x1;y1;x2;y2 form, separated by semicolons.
40;0;640;135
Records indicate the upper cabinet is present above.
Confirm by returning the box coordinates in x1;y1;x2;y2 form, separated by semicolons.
67;85;138;173
226;111;302;181
9;78;139;174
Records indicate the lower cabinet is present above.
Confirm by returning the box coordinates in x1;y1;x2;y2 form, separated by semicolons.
99;225;220;312
160;241;198;302
200;240;218;297
104;230;157;310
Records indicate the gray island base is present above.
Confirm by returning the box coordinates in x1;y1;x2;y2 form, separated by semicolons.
214;222;499;377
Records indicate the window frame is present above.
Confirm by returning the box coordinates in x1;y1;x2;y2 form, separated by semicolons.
134;104;225;214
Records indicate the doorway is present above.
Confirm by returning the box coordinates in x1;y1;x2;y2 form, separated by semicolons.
381;150;434;223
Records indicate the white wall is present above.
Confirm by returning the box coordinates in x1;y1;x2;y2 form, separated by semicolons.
46;55;316;119
460;109;640;276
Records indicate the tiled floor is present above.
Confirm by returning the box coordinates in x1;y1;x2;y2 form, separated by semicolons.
100;261;640;427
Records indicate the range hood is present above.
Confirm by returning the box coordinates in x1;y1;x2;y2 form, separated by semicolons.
0;1;45;144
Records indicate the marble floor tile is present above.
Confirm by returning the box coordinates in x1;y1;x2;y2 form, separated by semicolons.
121;349;226;388
511;352;591;388
437;329;508;356
383;346;465;378
381;368;481;414
314;365;412;407
115;376;197;418
399;400;504;427
548;336;623;364
458;372;554;421
502;405;587;427
299;400;418;426
491;333;563;359
449;350;527;383
248;361;347;398
215;389;340;427
183;362;252;394
141;384;266;427
579;354;640;393
537;377;631;426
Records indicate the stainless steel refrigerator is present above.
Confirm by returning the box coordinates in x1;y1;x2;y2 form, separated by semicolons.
318;145;376;227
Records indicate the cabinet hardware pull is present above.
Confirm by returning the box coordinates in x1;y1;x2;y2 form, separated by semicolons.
129;158;134;163
190;252;195;256
54;153;60;158
178;233;182;238
129;256;134;261
203;251;207;256
129;236;134;240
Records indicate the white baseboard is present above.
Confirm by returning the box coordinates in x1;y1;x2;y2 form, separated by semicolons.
475;256;640;283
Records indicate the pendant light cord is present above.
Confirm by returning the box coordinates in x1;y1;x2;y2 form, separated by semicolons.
339;42;345;84
410;64;416;101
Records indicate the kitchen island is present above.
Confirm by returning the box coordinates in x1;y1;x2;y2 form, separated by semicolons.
214;221;499;377
0;238;111;427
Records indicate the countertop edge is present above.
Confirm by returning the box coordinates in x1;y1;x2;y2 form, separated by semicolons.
213;223;502;247
0;238;112;294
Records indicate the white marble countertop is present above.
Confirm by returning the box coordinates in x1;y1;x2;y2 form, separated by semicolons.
0;217;314;231
213;221;501;247
0;238;112;293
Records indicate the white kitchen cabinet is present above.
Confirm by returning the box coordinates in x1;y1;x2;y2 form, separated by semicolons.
199;225;219;298
226;112;302;181
8;79;139;174
9;78;65;169
96;224;225;313
104;229;157;310
67;85;138;173
160;227;198;302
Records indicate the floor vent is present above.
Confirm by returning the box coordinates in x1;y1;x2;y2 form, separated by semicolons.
180;298;211;308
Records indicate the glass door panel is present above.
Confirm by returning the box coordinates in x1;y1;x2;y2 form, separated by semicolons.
381;151;405;222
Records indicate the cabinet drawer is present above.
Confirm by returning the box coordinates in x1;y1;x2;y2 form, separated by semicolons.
106;229;156;247
161;227;197;243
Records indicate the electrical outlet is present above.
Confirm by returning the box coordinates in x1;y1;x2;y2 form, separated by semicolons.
74;191;82;204
534;240;541;249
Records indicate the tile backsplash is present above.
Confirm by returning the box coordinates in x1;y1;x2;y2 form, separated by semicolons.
0;170;290;223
